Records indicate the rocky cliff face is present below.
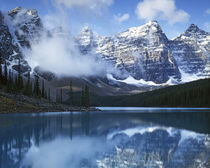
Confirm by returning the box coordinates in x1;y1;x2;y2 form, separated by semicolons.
76;21;210;84
171;24;210;76
114;21;180;83
77;21;181;83
0;12;18;60
0;7;43;74
8;7;43;48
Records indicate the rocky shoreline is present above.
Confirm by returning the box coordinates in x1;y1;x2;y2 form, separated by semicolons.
0;91;99;114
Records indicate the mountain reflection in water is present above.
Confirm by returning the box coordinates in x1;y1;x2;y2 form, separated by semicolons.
0;109;209;168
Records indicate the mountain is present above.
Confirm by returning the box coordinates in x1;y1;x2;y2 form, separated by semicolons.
85;21;181;83
171;24;210;77
0;7;42;74
8;7;42;48
0;7;210;96
77;21;210;84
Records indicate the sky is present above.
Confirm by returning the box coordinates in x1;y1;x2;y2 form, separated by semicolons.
0;0;210;39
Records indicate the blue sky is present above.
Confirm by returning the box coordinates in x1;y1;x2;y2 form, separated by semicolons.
0;0;210;39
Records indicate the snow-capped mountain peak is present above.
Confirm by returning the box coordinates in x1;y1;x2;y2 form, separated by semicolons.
80;26;92;33
78;26;94;46
8;7;40;24
176;24;209;41
117;20;165;40
6;7;42;49
185;24;204;34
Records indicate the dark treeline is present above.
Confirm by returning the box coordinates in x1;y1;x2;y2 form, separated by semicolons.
0;54;49;99
0;54;90;107
90;78;210;107
80;84;90;107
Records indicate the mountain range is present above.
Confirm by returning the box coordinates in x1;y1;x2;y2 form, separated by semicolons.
0;7;210;95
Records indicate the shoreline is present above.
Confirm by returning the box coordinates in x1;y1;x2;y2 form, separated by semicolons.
0;107;100;114
0;91;99;114
0;105;100;114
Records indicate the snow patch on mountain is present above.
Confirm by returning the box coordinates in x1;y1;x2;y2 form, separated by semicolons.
107;74;179;86
179;68;205;83
107;74;158;86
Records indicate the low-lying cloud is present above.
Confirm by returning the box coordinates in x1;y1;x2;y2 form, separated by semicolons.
25;31;109;77
135;0;190;25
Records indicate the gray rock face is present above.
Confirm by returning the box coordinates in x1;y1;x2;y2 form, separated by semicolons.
171;24;210;76
76;26;97;54
0;12;15;59
77;21;210;84
0;7;43;73
0;11;21;68
112;21;180;83
8;7;43;48
78;21;181;83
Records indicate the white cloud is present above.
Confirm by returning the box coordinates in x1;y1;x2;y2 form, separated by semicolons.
135;0;190;25
54;0;113;10
204;22;210;32
114;13;130;23
205;9;210;15
25;31;110;77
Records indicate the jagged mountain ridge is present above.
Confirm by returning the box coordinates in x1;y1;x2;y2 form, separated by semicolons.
172;24;210;76
0;7;210;88
77;21;210;84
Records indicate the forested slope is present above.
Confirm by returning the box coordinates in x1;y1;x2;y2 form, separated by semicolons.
91;78;210;107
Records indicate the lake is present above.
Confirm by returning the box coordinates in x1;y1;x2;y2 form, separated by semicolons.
0;108;210;168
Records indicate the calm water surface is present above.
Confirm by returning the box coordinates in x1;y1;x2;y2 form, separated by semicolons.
0;108;210;168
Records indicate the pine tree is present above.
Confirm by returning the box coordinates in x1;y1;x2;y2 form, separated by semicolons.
84;85;90;107
56;89;57;102
27;71;30;88
7;70;12;92
44;90;47;99
28;72;32;95
24;71;32;96
0;53;2;85
14;75;18;91
9;70;12;84
41;80;45;98
81;87;85;106
33;75;40;97
10;71;14;92
17;58;23;90
48;88;51;101
4;61;7;85
69;81;73;105
60;88;63;103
